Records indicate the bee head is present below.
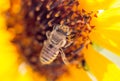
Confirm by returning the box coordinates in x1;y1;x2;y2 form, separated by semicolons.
55;25;71;35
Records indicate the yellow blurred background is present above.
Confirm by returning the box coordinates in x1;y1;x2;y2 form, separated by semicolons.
0;0;120;81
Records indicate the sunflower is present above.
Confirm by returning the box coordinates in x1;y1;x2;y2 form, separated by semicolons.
0;0;120;81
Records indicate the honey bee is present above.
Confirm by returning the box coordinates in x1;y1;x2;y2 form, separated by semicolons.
40;25;72;65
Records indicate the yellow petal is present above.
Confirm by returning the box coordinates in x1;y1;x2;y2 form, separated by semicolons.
0;0;10;13
102;64;120;81
57;66;91;81
78;0;118;11
84;45;112;81
90;7;120;56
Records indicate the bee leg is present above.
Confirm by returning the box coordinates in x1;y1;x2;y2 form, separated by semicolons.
46;31;51;38
72;44;84;54
59;48;70;65
64;34;74;48
64;41;73;48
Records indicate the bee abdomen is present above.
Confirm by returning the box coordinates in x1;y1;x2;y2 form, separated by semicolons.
40;42;59;64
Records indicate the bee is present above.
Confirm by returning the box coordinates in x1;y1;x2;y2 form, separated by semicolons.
40;24;73;65
7;0;95;80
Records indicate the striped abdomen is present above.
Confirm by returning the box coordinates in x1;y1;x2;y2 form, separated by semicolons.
40;41;59;64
